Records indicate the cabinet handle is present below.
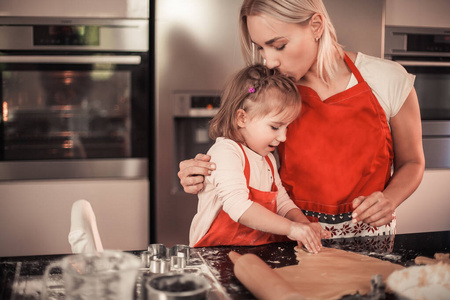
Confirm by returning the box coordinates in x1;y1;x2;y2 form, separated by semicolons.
396;60;450;67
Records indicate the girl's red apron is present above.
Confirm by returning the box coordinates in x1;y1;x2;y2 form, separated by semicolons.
278;54;394;237
195;144;283;247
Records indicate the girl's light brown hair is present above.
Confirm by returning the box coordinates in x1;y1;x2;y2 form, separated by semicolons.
209;64;300;143
239;0;343;85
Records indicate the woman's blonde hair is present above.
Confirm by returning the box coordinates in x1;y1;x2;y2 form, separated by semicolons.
239;0;343;85
209;64;300;143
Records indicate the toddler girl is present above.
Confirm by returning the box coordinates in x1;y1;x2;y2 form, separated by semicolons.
189;64;330;252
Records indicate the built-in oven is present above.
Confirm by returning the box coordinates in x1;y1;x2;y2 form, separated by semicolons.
385;26;450;169
0;17;151;256
0;17;150;180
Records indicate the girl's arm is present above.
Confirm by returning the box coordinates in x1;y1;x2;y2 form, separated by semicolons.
284;208;331;239
239;203;323;253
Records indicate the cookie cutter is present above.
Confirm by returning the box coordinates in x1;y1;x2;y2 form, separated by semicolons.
140;244;190;273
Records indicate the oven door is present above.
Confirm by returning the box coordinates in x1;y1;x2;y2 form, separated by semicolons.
0;52;149;180
392;56;450;168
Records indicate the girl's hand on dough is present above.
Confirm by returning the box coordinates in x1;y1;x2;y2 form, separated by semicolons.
310;222;331;239
288;222;323;254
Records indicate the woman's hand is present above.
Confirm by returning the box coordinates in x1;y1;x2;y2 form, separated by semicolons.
288;222;328;254
177;153;216;194
351;191;396;227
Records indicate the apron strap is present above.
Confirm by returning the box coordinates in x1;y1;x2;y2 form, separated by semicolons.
238;143;276;190
344;53;364;83
238;143;251;187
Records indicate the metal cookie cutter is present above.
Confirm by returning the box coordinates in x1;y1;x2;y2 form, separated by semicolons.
141;244;190;273
169;244;190;271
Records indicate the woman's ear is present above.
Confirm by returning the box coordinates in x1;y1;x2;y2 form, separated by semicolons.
310;13;324;41
236;109;248;128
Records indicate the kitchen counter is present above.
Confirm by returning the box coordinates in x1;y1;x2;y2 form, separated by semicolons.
1;231;449;299
193;231;449;299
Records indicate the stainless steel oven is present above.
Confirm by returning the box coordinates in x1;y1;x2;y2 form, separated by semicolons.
385;26;450;169
0;17;150;180
0;17;151;256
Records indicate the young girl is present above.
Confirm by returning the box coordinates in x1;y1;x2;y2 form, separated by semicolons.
189;64;330;252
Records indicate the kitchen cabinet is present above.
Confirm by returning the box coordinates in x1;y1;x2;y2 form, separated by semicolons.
0;179;149;257
0;0;148;18
396;170;450;234
385;0;450;28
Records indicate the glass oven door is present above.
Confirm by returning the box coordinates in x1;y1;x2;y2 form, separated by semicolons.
0;53;149;180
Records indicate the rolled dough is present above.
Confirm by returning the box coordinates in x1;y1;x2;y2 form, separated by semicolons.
415;253;450;265
274;247;404;300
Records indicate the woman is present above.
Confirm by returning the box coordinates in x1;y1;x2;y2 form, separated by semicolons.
178;0;424;239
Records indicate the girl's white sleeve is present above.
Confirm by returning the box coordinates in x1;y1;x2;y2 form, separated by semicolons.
208;140;253;222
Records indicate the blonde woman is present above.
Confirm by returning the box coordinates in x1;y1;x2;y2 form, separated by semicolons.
190;64;330;251
181;0;424;242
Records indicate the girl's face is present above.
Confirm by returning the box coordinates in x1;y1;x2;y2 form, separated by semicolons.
247;14;318;82
238;95;298;157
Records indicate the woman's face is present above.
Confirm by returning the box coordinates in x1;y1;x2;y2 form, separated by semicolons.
247;14;318;82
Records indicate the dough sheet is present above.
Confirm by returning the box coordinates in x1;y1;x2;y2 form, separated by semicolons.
274;247;404;300
415;253;450;265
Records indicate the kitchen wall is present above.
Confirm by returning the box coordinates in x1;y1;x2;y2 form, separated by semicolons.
154;0;246;247
385;0;450;28
324;0;384;57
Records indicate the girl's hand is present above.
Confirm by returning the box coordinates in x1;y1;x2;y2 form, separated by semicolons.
177;154;216;194
287;222;326;254
352;191;396;227
309;222;332;239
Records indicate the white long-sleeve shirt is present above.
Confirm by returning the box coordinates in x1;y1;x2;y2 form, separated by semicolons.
189;138;298;246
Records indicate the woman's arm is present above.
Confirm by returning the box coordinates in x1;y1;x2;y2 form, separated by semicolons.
178;153;216;194
352;87;425;226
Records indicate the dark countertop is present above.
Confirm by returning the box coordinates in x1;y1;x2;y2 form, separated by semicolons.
191;231;450;299
1;231;449;300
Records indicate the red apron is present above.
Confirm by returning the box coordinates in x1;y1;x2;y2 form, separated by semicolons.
278;54;393;220
195;144;283;247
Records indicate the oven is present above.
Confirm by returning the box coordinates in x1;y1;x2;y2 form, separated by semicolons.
172;91;220;191
0;17;151;256
0;17;150;180
385;26;450;169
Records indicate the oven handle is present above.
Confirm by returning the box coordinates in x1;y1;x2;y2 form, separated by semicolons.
0;55;141;65
396;60;450;67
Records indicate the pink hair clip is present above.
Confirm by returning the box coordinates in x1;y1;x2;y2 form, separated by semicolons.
248;87;256;93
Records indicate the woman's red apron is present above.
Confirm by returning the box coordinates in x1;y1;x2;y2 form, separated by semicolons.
278;54;393;225
195;144;283;247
